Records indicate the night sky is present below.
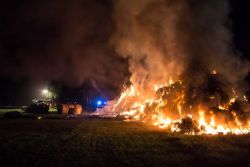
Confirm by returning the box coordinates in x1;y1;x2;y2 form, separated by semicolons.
0;0;249;106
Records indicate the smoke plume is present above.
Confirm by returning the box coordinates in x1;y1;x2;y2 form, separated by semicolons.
111;0;249;96
0;0;129;98
0;0;249;99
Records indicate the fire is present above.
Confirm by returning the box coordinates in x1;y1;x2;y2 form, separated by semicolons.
98;75;250;135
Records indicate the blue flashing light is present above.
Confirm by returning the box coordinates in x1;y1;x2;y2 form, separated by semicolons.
97;100;102;106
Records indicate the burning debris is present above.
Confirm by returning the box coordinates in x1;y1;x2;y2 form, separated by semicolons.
96;71;250;135
93;0;250;135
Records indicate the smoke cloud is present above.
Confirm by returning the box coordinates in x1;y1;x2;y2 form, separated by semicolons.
0;0;249;98
112;0;249;96
0;0;130;98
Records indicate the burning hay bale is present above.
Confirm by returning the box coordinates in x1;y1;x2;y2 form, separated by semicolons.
92;0;250;135
96;72;250;135
175;116;200;134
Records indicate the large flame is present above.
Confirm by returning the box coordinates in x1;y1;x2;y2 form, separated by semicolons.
93;0;250;135
97;72;250;135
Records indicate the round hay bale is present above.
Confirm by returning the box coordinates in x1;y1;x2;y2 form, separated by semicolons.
57;104;83;115
57;104;70;114
75;104;83;115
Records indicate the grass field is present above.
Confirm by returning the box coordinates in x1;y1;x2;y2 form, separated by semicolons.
0;118;249;167
0;109;23;112
0;108;24;117
0;107;57;117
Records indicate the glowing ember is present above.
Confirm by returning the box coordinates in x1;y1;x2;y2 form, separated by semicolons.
97;75;250;135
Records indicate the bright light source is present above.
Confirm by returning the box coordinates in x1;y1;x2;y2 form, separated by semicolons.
97;101;102;106
42;89;49;95
37;116;42;120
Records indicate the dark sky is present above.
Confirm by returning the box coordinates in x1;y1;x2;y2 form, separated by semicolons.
230;0;250;60
0;0;130;105
0;0;249;105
